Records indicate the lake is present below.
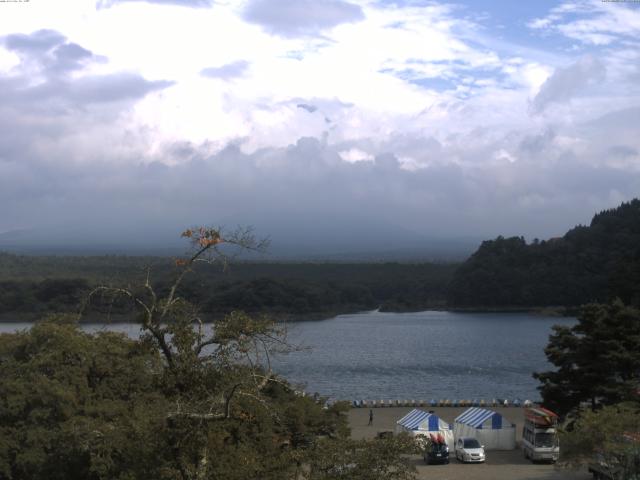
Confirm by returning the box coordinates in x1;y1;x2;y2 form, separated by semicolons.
0;310;574;402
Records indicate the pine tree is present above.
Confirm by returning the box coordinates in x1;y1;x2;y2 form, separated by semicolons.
534;300;640;416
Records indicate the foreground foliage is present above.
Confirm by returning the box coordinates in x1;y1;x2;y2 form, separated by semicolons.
0;227;418;480
0;319;356;480
560;403;640;480
307;434;419;480
0;320;167;479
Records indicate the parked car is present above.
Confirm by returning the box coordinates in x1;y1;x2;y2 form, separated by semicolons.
455;437;485;463
423;440;450;465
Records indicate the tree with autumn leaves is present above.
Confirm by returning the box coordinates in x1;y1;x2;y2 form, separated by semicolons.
0;226;418;480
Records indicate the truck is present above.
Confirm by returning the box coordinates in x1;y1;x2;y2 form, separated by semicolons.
522;407;560;463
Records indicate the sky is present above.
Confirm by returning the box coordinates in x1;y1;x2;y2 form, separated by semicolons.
0;0;639;255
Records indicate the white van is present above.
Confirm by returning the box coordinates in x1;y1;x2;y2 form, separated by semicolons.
522;407;559;462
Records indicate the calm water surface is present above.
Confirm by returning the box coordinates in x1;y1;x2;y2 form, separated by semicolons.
0;311;574;401
273;310;575;401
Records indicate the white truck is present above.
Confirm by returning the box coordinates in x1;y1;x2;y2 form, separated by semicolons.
522;407;560;462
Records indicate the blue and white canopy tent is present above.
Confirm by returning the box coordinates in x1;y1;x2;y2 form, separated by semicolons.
395;409;454;449
453;407;516;450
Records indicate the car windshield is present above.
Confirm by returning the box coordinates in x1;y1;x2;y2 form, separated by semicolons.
535;433;557;448
463;439;481;448
432;443;448;453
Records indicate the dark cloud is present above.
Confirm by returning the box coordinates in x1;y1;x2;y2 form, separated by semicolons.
2;122;639;255
200;60;249;79
608;145;638;158
531;56;606;114
0;69;172;112
50;43;96;73
96;0;213;8
518;128;555;155
0;30;173;109
69;74;173;104
0;31;174;220
243;0;364;37
297;103;318;113
3;30;106;77
584;106;640;129
296;102;333;123
4;29;65;54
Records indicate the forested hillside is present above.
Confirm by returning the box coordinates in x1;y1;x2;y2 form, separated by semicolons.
4;199;639;318
0;258;456;320
448;199;640;308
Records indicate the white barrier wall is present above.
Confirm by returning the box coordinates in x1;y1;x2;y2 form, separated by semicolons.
453;408;516;450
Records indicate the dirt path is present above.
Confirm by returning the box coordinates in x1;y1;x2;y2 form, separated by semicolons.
348;407;591;480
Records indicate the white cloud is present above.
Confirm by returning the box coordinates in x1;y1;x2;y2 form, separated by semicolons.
0;0;639;249
0;46;19;73
494;149;517;164
339;148;374;163
528;0;640;45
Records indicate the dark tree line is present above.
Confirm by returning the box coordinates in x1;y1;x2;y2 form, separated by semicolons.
0;279;90;316
448;199;640;308
0;262;456;320
3;198;640;318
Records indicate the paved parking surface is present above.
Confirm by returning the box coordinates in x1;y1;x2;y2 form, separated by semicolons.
348;407;591;480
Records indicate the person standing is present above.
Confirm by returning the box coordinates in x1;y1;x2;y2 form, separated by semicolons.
368;409;373;426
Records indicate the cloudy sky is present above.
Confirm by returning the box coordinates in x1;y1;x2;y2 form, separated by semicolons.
0;0;639;254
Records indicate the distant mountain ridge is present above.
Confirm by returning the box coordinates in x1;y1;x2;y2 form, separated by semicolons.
0;225;479;262
448;199;640;308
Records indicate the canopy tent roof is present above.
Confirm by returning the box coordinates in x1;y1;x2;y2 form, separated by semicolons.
397;409;449;431
455;407;510;429
453;407;516;450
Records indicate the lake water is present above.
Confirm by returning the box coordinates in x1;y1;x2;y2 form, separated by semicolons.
0;310;574;402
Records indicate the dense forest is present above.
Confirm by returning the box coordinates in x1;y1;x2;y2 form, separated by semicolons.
0;256;456;320
2;199;639;319
448;199;640;308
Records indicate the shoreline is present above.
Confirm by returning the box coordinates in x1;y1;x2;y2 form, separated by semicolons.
0;305;576;324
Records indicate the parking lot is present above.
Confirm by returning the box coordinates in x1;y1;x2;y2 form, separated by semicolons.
348;406;591;480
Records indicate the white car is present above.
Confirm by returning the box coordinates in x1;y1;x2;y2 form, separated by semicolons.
455;437;486;463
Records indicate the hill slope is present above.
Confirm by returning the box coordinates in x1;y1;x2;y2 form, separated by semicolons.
448;199;640;308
